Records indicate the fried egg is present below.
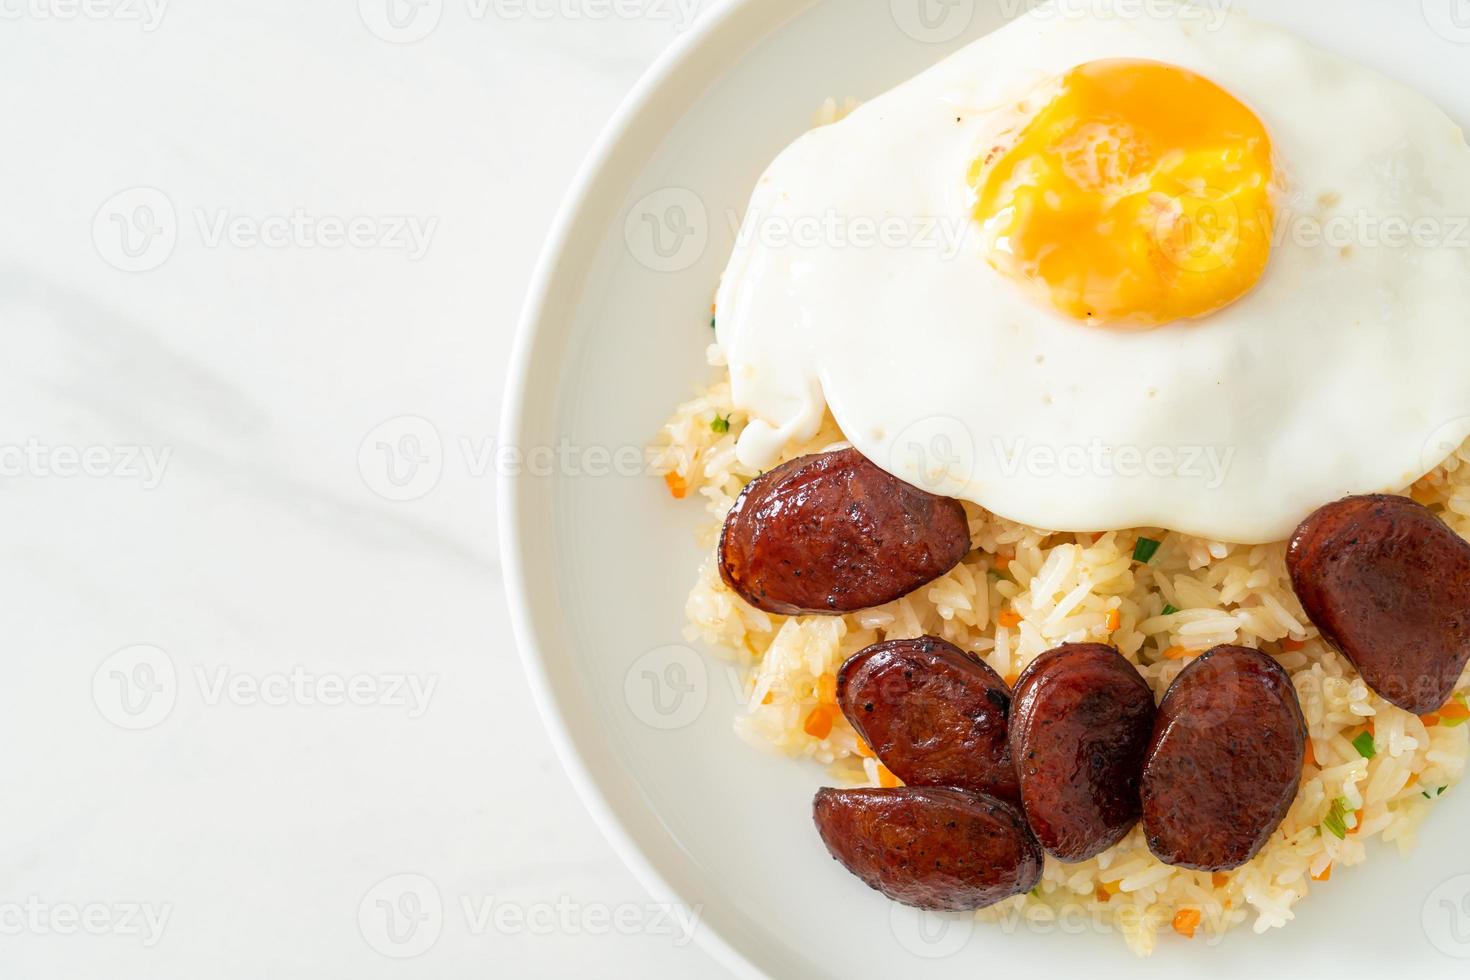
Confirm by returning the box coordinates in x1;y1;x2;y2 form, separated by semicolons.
715;0;1470;543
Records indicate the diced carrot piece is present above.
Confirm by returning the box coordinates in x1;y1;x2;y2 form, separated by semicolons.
1439;701;1470;722
663;471;687;499
761;692;773;706
1312;863;1332;882
1283;638;1306;652
1211;873;1230;889
1105;609;1121;632
1348;810;1363;835
1422;712;1442;727
876;763;902;788
1004;671;1018;687
1095;884;1111;903
804;705;834;740
1172;909;1202;939
998;609;1023;629
854;739;875;759
1303;740;1317;768
817;674;837;705
1163;646;1191;660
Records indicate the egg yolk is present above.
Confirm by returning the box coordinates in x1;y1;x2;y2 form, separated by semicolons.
972;59;1277;329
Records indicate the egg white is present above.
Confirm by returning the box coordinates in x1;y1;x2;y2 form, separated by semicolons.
715;0;1470;543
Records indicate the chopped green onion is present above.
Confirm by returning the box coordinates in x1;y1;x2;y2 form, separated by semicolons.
1161;604;1179;616
1424;790;1433;800
1322;797;1350;839
1351;731;1377;760
711;415;730;435
711;316;717;330
1439;786;1448;796
1133;537;1162;563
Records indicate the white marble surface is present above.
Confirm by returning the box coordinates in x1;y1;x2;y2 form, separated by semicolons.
0;2;729;976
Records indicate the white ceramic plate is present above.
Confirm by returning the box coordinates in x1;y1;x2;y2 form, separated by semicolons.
501;2;1470;975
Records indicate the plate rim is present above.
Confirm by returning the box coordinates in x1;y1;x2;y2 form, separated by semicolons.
498;2;784;976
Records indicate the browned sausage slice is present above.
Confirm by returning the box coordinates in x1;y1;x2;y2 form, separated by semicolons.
1288;494;1470;714
718;449;971;615
837;636;1018;802
812;787;1043;911
1010;644;1156;862
1141;645;1306;871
